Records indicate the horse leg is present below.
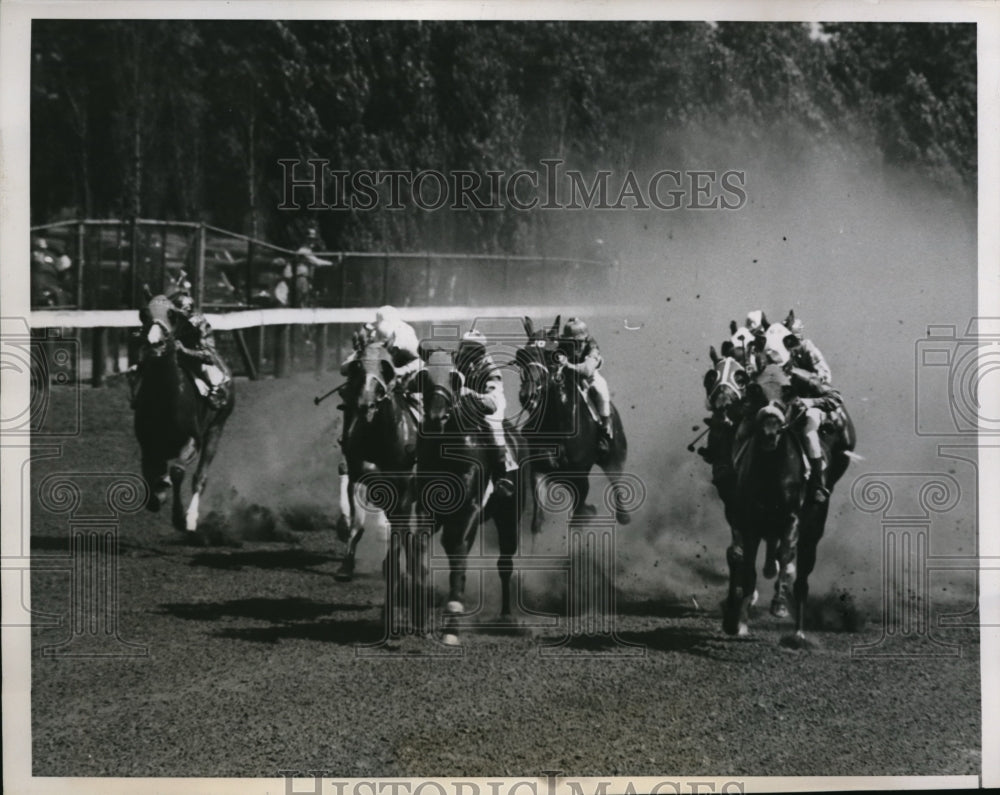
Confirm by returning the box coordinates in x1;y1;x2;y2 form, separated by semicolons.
185;425;223;532
572;474;594;519
722;521;748;635
335;460;351;542
169;463;187;533
335;477;365;582
440;504;478;646
530;466;545;536
493;494;518;620
142;453;170;512
406;509;432;637
736;533;762;636
771;514;799;620
793;504;828;640
763;536;778;579
603;468;633;525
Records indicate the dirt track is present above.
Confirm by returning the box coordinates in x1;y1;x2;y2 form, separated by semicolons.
29;381;980;779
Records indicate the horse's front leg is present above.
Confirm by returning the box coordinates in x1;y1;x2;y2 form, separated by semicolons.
736;532;762;636
530;465;545;536
142;453;170;513
335;475;365;582
771;513;800;620
792;502;829;642
185;424;225;532
492;492;519;620
440;501;479;646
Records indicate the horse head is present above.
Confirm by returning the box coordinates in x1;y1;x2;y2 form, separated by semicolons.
517;317;555;415
347;337;396;423
704;345;749;421
419;347;461;429
139;295;181;359
746;363;796;452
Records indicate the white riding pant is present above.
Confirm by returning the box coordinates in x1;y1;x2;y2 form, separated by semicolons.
798;407;824;461
587;371;611;417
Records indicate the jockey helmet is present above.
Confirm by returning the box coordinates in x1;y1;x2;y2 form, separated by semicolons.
374;305;401;337
790;318;805;339
746;310;766;335
563;317;589;340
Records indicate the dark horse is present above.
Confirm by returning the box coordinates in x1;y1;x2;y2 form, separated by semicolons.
517;316;631;532
336;335;420;597
134;295;234;532
416;348;523;645
702;345;775;590
724;363;857;642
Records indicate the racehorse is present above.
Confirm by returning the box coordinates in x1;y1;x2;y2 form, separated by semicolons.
134;294;234;533
336;335;420;596
415;348;524;644
517;316;631;532
724;362;856;642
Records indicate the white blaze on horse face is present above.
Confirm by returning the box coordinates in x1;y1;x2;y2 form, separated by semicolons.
147;324;164;345
763;322;792;365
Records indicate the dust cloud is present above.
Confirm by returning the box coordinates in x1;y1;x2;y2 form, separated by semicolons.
206;130;978;621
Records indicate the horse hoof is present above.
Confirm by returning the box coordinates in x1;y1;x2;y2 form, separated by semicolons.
763;558;777;579
442;633;461;647
737;623;750;637
334;560;355;582
770;599;790;619
445;600;464;615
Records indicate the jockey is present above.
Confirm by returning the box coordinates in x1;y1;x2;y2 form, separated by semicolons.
455;330;517;498
337;305;423;448
556;317;614;444
169;290;232;409
127;287;231;410
784;316;840;503
340;305;423;389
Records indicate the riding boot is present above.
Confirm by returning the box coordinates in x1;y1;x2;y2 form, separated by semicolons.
807;456;829;503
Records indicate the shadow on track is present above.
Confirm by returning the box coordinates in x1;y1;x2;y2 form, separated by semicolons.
186;548;341;573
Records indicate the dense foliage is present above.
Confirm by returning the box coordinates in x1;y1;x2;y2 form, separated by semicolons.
31;21;976;252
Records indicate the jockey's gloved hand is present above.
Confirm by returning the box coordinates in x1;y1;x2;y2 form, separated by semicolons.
554;351;568;365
